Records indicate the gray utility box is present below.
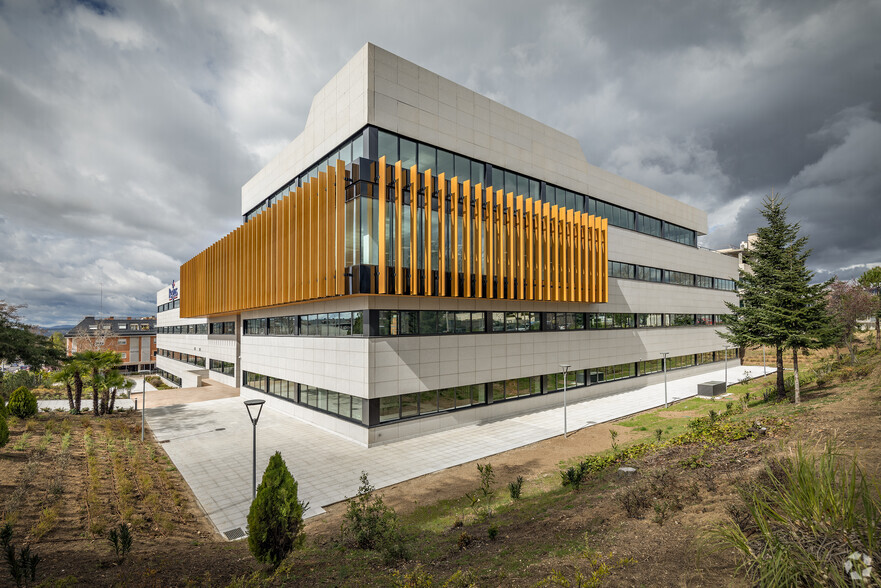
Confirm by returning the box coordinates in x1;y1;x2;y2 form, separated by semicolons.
698;381;726;397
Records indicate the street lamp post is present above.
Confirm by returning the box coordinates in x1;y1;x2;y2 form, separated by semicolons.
141;373;146;442
660;352;670;408
724;345;730;389
244;399;266;499
560;364;571;438
762;345;766;376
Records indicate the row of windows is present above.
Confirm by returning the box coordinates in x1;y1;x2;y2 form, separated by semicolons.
157;348;206;368
375;128;697;247
237;347;739;426
377;348;738;424
157;299;180;313
608;260;735;291
243;312;365;337
242;371;364;423
209;359;234;376
160;309;726;340
244;126;698;252
157;369;181;387
156;321;236;335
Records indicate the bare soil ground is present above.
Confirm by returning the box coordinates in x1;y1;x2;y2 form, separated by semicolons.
2;337;878;587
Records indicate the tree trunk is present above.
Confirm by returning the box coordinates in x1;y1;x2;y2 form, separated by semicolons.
792;348;800;405
875;315;881;351
66;381;74;412
108;387;117;414
776;346;785;398
92;368;99;415
100;384;109;415
73;371;82;414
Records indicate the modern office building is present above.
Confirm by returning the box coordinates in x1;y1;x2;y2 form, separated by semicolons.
66;316;157;372
156;44;740;446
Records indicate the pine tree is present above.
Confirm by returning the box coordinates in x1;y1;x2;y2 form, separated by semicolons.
246;451;308;568
720;195;831;399
776;235;836;403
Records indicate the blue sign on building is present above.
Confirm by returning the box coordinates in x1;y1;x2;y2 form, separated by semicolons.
168;280;179;300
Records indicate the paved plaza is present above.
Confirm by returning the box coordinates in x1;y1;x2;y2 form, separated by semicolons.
144;365;772;539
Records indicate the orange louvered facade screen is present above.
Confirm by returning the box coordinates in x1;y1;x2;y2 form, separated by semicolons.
180;158;608;317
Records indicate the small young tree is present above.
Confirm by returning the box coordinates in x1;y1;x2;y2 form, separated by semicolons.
858;266;881;351
7;386;37;418
827;280;878;363
246;451;307;568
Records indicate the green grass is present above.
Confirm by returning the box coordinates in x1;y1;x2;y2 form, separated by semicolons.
712;442;881;587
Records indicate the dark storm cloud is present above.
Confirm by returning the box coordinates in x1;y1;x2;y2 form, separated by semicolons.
1;0;879;325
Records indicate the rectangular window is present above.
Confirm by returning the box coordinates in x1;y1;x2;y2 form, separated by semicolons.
117;338;126;345
455;386;471;408
379;396;400;423
400;310;419;335
609;261;636;279
695;275;714;289
664;270;694;287
636;266;662;282
638;313;663;328
639;359;663;375
418;390;437;415
666;313;695;326
695;314;714;326
637;213;662;237
401;392;419;419
379;310;398;336
438;388;456;411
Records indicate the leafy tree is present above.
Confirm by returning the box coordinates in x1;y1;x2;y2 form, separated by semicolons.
0;301;64;370
8;386;37;418
857;266;881;351
342;472;409;561
76;351;121;415
826;280;879;363
720;195;826;398
246;452;307;568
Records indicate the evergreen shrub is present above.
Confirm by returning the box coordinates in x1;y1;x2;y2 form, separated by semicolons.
7;387;37;418
246;452;307;567
0;415;8;448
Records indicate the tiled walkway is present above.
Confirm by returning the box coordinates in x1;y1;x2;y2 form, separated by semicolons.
146;365;772;538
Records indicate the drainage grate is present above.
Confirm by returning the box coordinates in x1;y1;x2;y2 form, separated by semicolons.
159;440;170;444
224;527;247;541
215;427;226;431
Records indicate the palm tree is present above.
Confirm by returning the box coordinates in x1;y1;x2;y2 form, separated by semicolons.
76;350;121;415
104;369;133;414
51;361;81;413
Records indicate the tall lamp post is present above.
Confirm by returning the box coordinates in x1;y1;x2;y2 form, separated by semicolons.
660;352;670;408
140;372;146;442
762;345;766;376
244;399;266;499
724;345;730;390
560;364;571;438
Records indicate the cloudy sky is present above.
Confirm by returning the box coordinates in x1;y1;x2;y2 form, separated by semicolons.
1;0;879;326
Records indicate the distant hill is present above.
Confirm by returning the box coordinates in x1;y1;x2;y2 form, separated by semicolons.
36;325;76;336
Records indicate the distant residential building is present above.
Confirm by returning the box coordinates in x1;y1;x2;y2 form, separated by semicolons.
718;233;758;274
65;316;157;372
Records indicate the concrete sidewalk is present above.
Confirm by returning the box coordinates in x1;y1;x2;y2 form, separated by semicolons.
146;365;773;539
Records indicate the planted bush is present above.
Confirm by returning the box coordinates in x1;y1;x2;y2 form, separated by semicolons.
508;475;524;500
342;472;408;561
7;387;36;419
0;415;8;449
247;452;307;568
